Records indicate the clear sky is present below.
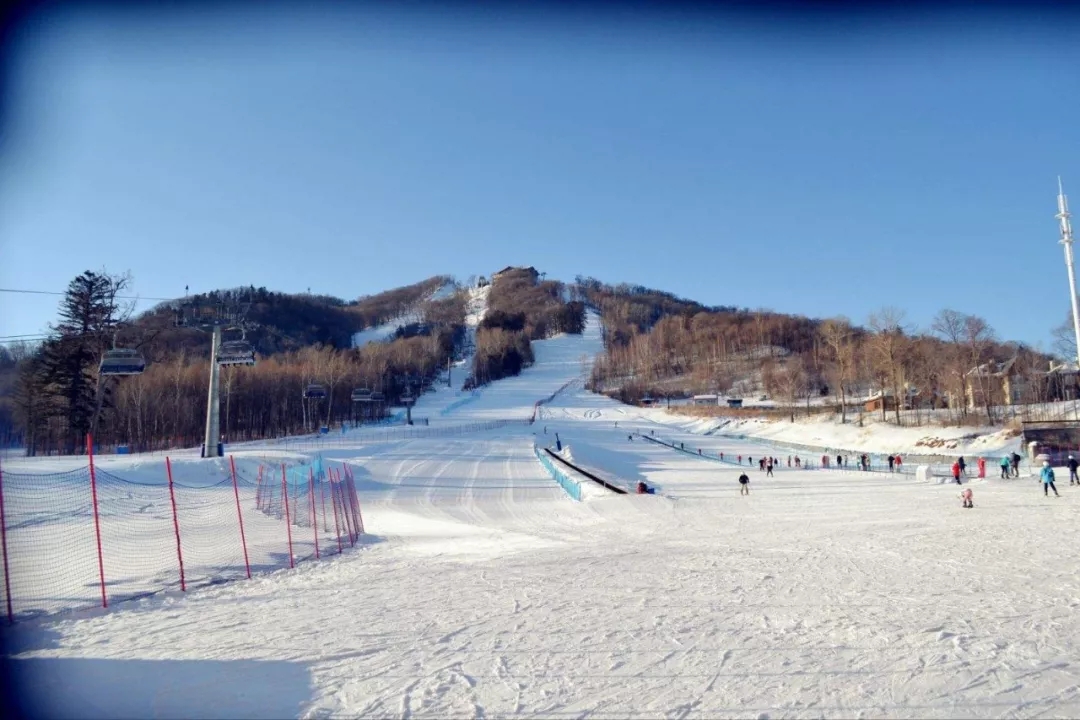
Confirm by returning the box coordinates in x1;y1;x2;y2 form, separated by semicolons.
1;2;1078;352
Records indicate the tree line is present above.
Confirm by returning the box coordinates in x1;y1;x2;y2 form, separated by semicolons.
587;284;1069;427
6;271;468;455
471;267;586;386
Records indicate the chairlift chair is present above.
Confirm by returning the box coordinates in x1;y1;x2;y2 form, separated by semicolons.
400;393;416;405
303;383;328;400
370;391;385;402
99;348;146;376
218;339;256;366
351;388;372;403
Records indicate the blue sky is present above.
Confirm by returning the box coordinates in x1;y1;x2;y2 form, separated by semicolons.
1;3;1078;351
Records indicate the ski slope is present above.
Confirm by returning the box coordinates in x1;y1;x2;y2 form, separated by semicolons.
7;311;1080;719
351;281;458;349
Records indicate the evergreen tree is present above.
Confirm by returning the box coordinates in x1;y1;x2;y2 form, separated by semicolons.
36;270;131;453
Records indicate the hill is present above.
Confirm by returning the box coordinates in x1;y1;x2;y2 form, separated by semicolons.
0;266;1067;455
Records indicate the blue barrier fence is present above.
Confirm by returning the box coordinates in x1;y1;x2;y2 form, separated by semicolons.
533;444;582;501
440;391;483;416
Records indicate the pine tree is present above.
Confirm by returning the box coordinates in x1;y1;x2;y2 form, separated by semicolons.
36;270;131;453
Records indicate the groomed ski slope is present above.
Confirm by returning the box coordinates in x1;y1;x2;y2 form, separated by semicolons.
7;312;1080;719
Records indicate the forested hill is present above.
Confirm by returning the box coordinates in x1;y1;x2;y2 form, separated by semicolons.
131;275;452;361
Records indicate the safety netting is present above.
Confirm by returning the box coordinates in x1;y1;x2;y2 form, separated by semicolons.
0;453;364;622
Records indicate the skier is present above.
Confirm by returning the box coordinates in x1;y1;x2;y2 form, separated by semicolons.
766;458;774;477
738;472;750;495
1069;455;1079;485
795;456;801;467
1041;460;1061;497
836;454;843;469
960;487;974;509
958;456;967;476
1011;452;1022;478
887;455;895;472
894;455;902;470
951;461;962;485
1000;455;1011;479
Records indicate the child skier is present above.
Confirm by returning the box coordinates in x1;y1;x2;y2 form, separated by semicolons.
951;461;962;485
1000;456;1011;479
1069;455;1079;485
1041;461;1060;497
960;487;973;508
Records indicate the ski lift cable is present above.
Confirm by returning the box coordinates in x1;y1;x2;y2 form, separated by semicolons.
0;287;174;301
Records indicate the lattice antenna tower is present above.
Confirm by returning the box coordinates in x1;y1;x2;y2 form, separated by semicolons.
1058;178;1080;369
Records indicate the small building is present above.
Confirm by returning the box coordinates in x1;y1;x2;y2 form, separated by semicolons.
692;394;719;406
965;357;1023;409
864;391;901;413
726;398;743;408
491;266;540;283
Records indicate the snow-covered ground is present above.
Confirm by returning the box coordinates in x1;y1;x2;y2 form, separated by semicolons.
7;312;1080;718
351;281;458;349
672;413;1024;461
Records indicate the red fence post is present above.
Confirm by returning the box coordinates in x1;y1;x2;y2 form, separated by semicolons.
87;434;108;608
348;470;365;535
0;456;13;624
319;476;329;533
165;457;186;592
229;456;252;579
343;464;363;536
329;471;343;554
280;464;294;569
308;468;319;560
337;472;356;546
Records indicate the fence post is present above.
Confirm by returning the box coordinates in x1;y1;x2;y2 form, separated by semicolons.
344;465;363;535
308;468;320;560
334;470;355;546
165;457;186;592
229;456;252;579
319;476;329;533
0;456;13;624
87;434;108;608
280;464;294;569
329;471;343;554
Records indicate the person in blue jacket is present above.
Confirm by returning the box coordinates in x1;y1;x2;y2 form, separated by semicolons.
1041;461;1060;497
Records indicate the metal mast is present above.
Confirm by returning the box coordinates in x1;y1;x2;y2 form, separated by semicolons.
1058;177;1080;369
203;325;222;458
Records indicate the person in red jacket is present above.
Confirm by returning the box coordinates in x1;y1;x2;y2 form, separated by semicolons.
951;461;962;485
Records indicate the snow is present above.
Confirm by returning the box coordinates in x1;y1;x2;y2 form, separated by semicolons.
7;310;1080;718
689;413;1024;461
350;281;457;349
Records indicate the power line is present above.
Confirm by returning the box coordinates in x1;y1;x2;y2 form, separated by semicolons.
0;288;175;301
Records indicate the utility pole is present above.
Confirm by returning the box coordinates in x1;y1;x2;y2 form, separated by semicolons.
1058;177;1080;369
203;325;222;458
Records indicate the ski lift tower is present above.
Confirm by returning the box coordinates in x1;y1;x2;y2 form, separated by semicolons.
176;294;255;458
1058;178;1080;369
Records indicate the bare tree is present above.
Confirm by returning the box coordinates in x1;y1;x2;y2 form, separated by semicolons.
1052;308;1078;362
818;318;856;423
867;307;911;425
931;309;969;421
963;314;997;425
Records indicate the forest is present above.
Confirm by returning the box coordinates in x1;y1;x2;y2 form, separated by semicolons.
4;272;466;455
584;277;1072;428
2;267;1072;456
